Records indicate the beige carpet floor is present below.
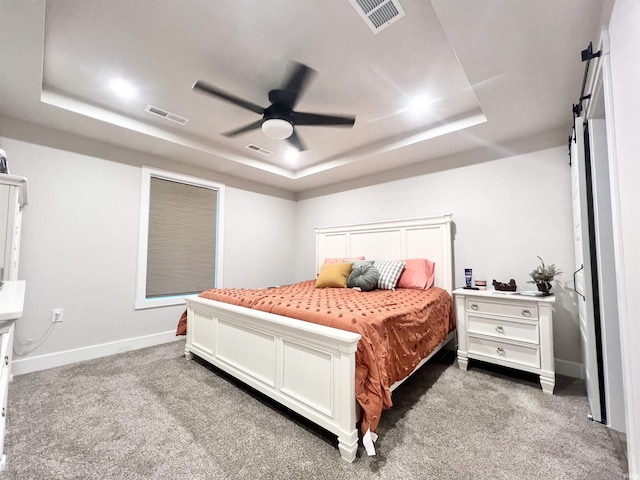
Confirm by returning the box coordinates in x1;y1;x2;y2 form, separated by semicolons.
2;340;625;479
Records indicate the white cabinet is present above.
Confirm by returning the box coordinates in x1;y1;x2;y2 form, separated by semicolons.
0;331;10;463
0;281;25;470
454;289;556;394
0;174;27;471
0;175;27;281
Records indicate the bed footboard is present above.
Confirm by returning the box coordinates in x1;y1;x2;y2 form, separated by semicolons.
184;296;362;462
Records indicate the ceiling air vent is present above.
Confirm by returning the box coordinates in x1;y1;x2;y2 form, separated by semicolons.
246;144;273;156
349;0;405;34
145;105;189;125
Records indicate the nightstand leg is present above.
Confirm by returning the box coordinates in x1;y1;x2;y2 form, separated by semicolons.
457;355;469;371
539;374;555;394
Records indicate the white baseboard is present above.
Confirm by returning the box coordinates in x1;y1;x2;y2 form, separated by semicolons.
555;358;584;379
12;331;183;376
11;333;586;380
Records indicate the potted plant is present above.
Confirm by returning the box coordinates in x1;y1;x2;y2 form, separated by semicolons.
528;256;562;295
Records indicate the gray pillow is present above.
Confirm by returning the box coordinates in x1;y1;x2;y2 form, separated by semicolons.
345;259;374;268
347;263;380;291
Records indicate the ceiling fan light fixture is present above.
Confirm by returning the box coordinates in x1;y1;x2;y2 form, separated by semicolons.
262;118;294;139
194;61;355;151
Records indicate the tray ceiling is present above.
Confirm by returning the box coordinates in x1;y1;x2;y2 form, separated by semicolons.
0;0;604;193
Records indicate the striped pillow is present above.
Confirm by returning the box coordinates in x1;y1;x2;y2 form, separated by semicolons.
373;260;406;290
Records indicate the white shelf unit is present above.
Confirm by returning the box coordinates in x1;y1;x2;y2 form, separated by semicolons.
0;174;27;471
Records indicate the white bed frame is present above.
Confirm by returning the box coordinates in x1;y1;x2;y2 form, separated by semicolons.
184;214;454;462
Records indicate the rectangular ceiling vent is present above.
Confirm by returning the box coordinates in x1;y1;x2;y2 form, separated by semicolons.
349;0;405;33
246;144;272;156
145;105;189;125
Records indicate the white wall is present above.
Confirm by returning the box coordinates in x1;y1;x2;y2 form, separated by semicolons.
608;0;640;475
295;146;582;371
0;135;296;374
223;187;296;289
0;125;584;377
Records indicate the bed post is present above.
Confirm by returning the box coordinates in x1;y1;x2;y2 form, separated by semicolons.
184;304;194;360
336;341;359;462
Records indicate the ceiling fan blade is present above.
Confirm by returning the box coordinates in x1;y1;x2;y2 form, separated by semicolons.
291;111;356;127
193;80;265;115
287;129;307;151
221;119;263;137
275;62;317;109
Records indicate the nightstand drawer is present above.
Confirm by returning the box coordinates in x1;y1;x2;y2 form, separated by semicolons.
467;315;539;345
466;298;538;320
468;336;540;369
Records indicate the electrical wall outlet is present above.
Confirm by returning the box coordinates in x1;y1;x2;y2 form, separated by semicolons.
51;308;64;323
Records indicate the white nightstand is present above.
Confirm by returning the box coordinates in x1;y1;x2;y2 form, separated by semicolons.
453;288;556;394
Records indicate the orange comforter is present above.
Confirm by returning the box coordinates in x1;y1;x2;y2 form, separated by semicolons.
176;281;455;434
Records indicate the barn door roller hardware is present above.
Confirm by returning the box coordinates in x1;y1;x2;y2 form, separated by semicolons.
572;42;602;118
567;42;601;165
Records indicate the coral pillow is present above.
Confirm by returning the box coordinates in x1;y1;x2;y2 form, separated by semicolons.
323;256;365;264
315;262;354;288
396;258;436;290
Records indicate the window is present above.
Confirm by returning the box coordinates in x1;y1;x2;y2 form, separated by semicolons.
135;167;224;309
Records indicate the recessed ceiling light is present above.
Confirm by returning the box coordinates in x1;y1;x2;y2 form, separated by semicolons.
109;78;137;100
284;149;299;166
407;94;431;115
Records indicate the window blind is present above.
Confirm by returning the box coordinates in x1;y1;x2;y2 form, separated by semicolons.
146;176;217;298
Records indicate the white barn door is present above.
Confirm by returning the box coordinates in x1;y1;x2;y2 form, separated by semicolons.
571;116;604;423
587;117;625;432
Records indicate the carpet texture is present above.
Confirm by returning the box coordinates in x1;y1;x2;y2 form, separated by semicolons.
3;340;624;479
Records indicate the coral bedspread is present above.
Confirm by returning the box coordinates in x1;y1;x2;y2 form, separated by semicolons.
176;281;455;434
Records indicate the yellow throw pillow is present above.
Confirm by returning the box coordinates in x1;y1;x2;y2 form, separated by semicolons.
315;262;354;288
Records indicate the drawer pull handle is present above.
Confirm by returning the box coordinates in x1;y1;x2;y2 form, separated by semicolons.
470;303;479;311
496;347;506;356
495;325;505;334
1;408;5;418
522;309;531;317
3;356;7;366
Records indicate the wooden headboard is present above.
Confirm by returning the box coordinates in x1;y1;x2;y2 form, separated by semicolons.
315;214;454;293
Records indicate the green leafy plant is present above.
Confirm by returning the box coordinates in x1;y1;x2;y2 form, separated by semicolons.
528;256;562;292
